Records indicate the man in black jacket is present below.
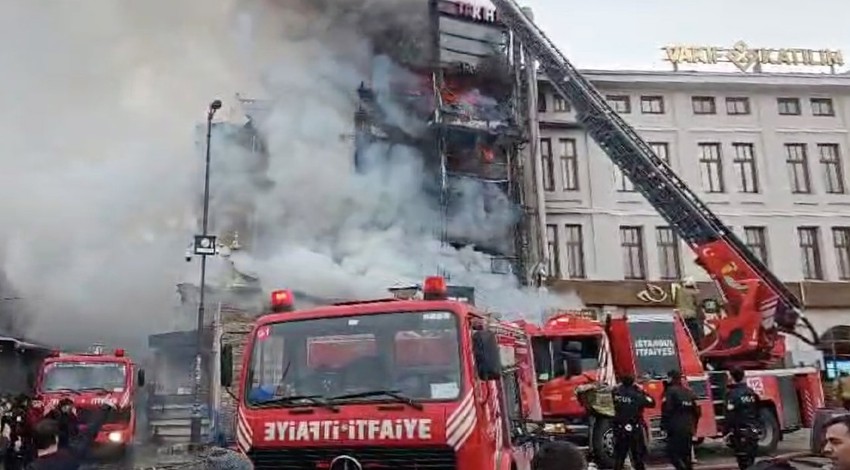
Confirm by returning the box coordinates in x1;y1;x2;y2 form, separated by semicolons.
3;394;35;470
611;374;655;470
661;370;701;470
27;403;112;470
44;399;79;450
725;367;761;470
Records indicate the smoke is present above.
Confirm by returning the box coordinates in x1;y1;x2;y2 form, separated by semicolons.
0;0;581;353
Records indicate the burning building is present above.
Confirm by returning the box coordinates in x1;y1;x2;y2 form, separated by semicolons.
353;0;543;285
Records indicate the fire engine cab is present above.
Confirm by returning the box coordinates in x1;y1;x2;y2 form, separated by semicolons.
220;276;542;470
34;344;146;456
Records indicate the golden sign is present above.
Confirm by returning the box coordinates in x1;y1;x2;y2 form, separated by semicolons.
636;284;668;303
663;41;844;73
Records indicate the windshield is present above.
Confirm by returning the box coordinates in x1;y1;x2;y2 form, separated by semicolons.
532;335;600;383
627;317;680;378
41;362;127;392
245;310;462;406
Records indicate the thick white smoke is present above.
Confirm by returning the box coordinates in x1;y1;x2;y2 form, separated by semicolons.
0;0;581;353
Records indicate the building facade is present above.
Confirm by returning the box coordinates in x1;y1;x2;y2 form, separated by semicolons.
535;69;850;355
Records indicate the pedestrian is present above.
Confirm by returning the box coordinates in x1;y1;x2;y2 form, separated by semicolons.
725;367;761;470
823;413;850;470
44;399;79;450
532;441;587;470
661;370;701;470
611;374;654;470
28;404;111;470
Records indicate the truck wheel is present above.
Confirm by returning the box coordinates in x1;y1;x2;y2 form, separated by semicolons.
757;408;780;455
591;418;616;469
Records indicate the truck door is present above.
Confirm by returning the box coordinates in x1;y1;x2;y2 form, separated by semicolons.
626;314;681;379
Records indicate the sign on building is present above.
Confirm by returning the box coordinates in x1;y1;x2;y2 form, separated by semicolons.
662;41;844;73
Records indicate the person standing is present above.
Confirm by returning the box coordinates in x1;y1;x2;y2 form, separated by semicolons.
611;374;655;470
674;277;703;345
661;370;701;470
725;367;761;470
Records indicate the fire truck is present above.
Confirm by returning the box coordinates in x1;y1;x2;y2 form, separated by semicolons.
478;0;826;466
220;276;542;470
33;344;146;457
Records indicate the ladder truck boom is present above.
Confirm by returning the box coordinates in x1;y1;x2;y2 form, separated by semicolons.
488;0;819;364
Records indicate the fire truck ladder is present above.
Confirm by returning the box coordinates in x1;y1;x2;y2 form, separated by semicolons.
488;0;818;347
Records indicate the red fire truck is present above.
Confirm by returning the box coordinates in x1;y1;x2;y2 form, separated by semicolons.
476;0;826;466
220;276;542;470
33;345;146;457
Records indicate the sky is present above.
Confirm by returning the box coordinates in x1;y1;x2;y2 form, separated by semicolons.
509;0;849;71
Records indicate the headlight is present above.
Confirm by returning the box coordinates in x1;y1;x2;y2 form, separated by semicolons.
107;431;123;443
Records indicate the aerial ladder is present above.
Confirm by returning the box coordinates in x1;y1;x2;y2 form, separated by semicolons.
487;0;819;367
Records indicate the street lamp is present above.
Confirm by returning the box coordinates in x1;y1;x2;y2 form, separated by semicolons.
190;98;222;444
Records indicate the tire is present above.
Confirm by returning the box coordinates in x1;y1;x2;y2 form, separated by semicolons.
757;407;781;455
591;418;616;469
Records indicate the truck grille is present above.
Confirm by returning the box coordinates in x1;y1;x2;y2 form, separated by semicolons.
247;446;456;470
77;407;131;425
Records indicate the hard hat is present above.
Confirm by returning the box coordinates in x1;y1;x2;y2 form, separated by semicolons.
682;276;696;287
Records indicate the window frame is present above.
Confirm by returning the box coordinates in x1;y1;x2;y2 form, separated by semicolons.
785;143;812;194
606;95;631;114
698;142;725;193
655;226;681;280
777;97;801;116
692;96;717;115
546;224;560;278
564;224;586;279
553;95;570;112
818;143;845;194
620;226;646;280
540;138;555;191
640;96;665;115
833;227;850;280
725;97;751;115
731;142;759;194
811;98;835;117
559;138;579;191
798;226;824;280
743;226;769;267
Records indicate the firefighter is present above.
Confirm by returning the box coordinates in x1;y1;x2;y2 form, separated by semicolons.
611;374;654;470
674;277;702;344
661;370;701;470
44;398;79;450
840;371;850;410
725;367;761;470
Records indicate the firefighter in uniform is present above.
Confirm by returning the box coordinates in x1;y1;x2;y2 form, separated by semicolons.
611;374;655;470
725;367;761;470
661;370;701;470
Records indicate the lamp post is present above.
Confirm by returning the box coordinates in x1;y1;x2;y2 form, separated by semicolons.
190;99;222;444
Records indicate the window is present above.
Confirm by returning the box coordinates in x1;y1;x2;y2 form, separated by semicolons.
698;143;724;193
607;95;631;114
541;138;554;191
560;138;579;191
620;226;646;280
546;225;560;278
537;91;547;112
640;96;665;114
818;143;845;194
743;227;769;266
564;224;586;278
833;227;850;280
692;96;716;115
553;96;570;112
777;98;801;116
798;227;823;280
832;227;850;281
785;143;811;194
726;97;751;115
650;142;670;164
732;143;759;193
656;227;681;280
811;98;835;117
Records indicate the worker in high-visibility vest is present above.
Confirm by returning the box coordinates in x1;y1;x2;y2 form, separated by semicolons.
673;277;703;345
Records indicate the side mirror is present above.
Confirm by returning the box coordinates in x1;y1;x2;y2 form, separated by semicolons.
221;344;234;388
472;330;501;381
137;369;146;387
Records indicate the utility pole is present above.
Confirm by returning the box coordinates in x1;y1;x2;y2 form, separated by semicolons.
190;99;222;444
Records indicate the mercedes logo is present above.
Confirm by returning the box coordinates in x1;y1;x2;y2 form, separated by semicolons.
329;455;362;470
